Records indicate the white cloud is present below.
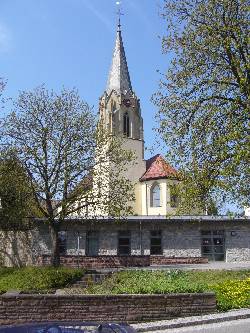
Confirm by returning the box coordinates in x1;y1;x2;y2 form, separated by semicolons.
0;23;11;53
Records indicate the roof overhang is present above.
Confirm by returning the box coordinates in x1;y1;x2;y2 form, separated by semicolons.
33;215;250;224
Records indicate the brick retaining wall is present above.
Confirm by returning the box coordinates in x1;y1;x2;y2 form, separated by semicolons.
38;255;150;268
150;256;208;265
37;255;208;269
0;292;216;325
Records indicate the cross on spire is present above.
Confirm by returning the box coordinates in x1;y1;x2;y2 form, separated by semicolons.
116;2;124;31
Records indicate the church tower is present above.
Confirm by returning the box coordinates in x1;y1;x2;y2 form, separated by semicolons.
99;21;146;185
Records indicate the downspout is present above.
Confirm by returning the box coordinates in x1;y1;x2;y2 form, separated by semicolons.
145;183;148;216
139;220;142;255
77;231;80;269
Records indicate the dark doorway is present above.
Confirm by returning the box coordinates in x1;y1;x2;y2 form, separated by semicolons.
86;231;99;256
201;230;225;261
118;230;131;255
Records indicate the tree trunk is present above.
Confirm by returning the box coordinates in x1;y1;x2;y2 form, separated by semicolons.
50;223;60;267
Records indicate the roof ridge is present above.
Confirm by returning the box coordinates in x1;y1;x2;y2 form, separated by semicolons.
140;154;178;182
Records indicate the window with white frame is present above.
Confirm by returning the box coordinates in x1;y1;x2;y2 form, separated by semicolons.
151;183;161;207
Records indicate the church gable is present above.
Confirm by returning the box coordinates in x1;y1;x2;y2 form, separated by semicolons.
140;154;178;182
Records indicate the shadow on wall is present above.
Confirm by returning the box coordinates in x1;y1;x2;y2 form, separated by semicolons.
0;230;35;267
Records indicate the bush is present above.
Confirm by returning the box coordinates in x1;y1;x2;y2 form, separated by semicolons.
0;267;15;277
1;268;250;312
82;270;209;295
210;278;250;311
183;270;250;284
79;269;250;312
0;267;83;293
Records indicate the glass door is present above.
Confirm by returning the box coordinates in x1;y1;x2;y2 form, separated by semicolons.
201;230;225;261
86;231;99;256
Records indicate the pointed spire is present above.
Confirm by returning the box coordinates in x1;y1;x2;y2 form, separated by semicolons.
106;21;133;95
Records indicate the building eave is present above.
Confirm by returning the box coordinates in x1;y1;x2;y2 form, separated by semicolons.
139;175;179;182
32;215;250;224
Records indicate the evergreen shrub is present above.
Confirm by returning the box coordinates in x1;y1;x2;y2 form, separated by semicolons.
0;266;83;293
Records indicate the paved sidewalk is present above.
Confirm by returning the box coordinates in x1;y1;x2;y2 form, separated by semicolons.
132;308;250;332
149;261;250;271
99;261;250;273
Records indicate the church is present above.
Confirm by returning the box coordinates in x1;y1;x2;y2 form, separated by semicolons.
1;21;249;268
96;20;181;217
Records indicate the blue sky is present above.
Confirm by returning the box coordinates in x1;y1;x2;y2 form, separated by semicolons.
0;0;167;158
0;0;240;213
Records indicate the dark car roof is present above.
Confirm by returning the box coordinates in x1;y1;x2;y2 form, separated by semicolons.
0;322;136;333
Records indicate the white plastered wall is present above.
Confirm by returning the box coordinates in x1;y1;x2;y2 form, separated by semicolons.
140;179;180;216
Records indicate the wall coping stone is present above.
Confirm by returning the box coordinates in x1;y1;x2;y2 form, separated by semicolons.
3;290;21;296
0;292;215;298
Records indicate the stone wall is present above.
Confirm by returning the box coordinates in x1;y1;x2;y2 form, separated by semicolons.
1;219;249;267
0;230;34;267
0;292;216;325
224;224;250;262
58;222;203;258
52;221;250;263
0;226;51;267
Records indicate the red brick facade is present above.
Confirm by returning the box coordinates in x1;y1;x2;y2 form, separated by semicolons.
0;292;216;325
37;255;208;269
150;256;208;265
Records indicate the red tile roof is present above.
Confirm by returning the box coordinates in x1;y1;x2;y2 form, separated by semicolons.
140;154;179;181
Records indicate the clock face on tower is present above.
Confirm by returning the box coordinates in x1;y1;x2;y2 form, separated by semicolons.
123;99;131;107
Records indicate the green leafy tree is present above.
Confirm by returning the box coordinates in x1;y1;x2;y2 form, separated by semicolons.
154;0;249;212
0;152;40;229
2;86;135;266
0;78;6;115
0;81;36;226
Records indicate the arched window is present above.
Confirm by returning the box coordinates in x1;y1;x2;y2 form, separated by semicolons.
151;183;161;207
112;101;116;112
109;113;112;132
123;112;130;137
